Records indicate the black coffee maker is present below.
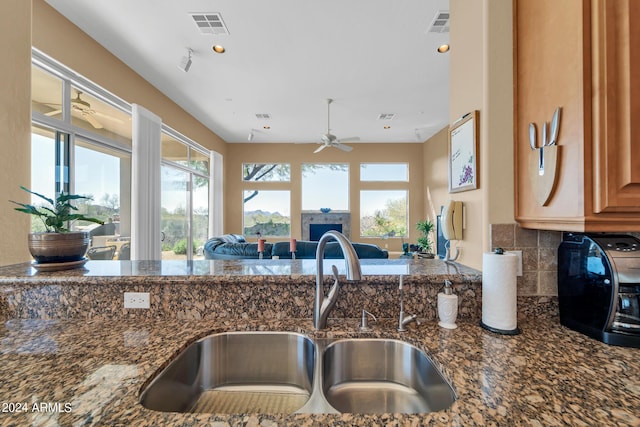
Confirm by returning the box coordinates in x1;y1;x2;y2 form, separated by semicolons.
558;233;640;348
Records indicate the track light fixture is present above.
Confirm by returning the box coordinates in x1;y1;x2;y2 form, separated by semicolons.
248;131;254;141
178;48;193;72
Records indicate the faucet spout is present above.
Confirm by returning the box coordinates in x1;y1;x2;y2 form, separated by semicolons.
314;231;362;329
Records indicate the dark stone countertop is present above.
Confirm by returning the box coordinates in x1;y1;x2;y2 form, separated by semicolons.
0;258;482;282
0;317;638;426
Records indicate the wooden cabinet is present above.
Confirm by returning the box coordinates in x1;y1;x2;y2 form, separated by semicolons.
514;0;640;231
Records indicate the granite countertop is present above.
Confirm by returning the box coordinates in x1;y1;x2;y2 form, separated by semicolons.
0;317;638;426
0;259;482;282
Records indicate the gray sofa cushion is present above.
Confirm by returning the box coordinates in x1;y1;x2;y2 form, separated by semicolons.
205;235;388;260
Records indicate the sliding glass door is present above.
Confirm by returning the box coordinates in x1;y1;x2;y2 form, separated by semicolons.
161;130;210;261
72;137;131;259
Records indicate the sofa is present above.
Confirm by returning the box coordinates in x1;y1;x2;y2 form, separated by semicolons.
204;234;389;260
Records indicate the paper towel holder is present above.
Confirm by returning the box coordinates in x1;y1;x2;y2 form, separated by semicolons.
479;247;522;335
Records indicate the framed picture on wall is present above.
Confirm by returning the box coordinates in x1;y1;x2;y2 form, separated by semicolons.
448;110;479;193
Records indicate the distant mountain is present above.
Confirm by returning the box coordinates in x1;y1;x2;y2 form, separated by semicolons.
243;210;289;227
243;210;290;236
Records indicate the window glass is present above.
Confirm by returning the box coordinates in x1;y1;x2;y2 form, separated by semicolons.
161;166;189;259
162;133;189;166
243;163;290;182
69;86;132;146
301;164;349;211
190;149;210;175
29;125;58;233
192;180;209;259
243;190;290;237
360;163;408;181
73;138;132;258
31;66;62;116
161;130;212;260
360;190;408;237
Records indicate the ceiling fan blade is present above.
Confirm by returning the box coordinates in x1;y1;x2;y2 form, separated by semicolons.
314;144;327;153
44;109;62;117
337;136;360;143
93;111;124;122
335;143;353;152
83;113;104;129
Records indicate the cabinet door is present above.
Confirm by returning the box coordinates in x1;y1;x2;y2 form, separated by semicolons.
591;0;640;213
514;0;590;230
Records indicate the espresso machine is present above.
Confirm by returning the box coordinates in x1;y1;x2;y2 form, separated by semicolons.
558;233;640;348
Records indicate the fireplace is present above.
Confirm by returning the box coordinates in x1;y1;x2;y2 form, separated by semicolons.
301;212;350;240
309;224;343;241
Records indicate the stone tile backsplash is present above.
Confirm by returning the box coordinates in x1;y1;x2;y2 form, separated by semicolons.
490;224;562;296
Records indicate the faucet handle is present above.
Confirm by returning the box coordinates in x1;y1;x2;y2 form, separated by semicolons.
360;309;377;331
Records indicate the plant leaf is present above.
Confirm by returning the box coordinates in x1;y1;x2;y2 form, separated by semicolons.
19;186;54;206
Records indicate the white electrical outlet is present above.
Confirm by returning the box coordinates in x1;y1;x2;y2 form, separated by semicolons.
507;250;523;276
124;292;150;309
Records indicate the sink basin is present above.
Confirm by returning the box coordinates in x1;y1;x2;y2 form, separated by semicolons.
141;334;455;415
321;339;456;414
139;331;315;414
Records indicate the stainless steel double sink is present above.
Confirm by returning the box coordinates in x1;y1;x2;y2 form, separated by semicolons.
139;332;456;415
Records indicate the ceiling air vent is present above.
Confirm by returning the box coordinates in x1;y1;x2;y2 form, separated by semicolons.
255;113;271;120
190;13;230;35
428;10;450;34
378;113;396;120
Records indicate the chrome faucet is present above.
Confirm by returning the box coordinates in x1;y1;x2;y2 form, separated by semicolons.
397;275;421;332
314;230;362;329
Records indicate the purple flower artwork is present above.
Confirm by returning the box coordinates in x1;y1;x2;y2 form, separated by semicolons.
458;159;474;185
449;111;478;192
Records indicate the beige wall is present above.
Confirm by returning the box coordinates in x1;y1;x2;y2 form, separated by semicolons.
225;143;425;252
422;127;450;224
0;0;32;264
449;0;514;269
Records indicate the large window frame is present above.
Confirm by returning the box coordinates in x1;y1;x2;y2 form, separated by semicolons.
161;126;212;259
359;162;410;239
241;163;292;238
301;163;350;212
31;50;134;258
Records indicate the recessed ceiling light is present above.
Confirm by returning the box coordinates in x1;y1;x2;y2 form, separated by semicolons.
263;125;271;130
213;44;226;53
384;125;391;129
437;44;450;53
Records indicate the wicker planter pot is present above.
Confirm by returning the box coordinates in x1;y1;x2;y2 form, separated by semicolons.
28;231;90;263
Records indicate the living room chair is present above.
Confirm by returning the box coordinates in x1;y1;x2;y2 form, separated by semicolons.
118;243;131;260
87;245;117;260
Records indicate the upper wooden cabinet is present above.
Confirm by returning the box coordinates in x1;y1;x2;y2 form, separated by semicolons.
514;0;640;231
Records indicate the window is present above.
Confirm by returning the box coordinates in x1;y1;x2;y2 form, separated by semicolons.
31;57;133;259
73;138;131;238
302;163;349;211
243;190;291;237
360;163;408;181
161;129;212;260
243;163;290;182
29;125;60;232
360;190;408;237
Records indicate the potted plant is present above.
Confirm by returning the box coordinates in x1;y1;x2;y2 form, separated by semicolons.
11;186;104;264
416;219;435;259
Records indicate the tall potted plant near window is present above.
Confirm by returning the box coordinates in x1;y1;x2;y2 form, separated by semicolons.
416;219;435;259
11;186;104;266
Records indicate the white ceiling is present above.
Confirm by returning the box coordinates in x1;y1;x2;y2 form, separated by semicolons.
44;0;450;145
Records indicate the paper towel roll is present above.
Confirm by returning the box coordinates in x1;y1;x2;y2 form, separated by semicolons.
481;252;520;334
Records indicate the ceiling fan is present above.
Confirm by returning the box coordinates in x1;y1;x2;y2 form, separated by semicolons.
314;98;360;153
44;91;104;129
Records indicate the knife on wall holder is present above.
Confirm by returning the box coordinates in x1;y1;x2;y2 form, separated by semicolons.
528;107;561;206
